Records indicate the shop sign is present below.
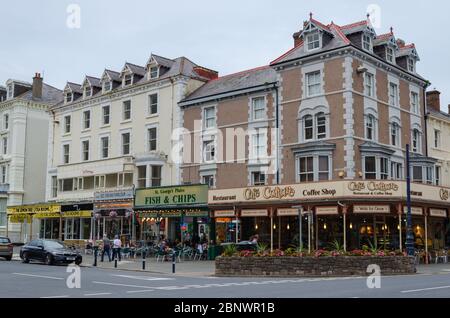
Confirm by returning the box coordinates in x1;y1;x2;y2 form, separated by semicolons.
354;205;390;214
7;204;61;215
316;206;339;215
216;218;232;223
244;186;296;201
140;210;182;218
184;210;209;217
63;210;92;218
429;209;447;218
94;189;134;201
347;181;399;196
277;208;299;216
214;210;235;217
9;214;32;223
135;185;208;208
240;209;268;217
403;207;423;215
34;212;61;219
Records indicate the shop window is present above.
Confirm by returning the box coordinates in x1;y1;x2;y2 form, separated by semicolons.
65;218;80;240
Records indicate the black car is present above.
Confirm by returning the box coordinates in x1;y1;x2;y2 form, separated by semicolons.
20;239;82;265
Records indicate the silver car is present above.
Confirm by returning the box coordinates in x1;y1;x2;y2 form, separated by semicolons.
0;236;13;261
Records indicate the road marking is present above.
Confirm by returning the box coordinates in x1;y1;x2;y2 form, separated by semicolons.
84;292;112;296
40;295;70;298
401;285;450;293
12;273;64;280
126;289;155;294
111;274;174;281
93;281;153;289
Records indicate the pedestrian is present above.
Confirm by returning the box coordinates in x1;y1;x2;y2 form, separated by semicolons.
101;234;111;262
112;235;122;262
250;234;259;244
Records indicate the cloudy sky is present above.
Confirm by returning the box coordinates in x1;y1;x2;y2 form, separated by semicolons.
1;0;449;110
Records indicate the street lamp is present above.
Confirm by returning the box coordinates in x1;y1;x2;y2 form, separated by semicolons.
405;144;415;257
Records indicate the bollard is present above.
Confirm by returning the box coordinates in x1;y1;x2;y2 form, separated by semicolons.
142;248;146;271
114;249;118;268
93;246;98;267
172;252;176;274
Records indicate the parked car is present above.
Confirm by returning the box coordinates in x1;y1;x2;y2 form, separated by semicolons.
20;239;82;265
0;236;13;261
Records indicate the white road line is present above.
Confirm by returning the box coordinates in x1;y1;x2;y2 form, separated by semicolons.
401;285;450;293
93;281;153;289
84;292;112;296
12;273;64;280
111;274;174;281
40;295;70;298
126;289;155;294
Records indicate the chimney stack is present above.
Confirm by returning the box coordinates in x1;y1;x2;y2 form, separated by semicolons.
426;90;441;112
448;104;450;115
32;73;43;99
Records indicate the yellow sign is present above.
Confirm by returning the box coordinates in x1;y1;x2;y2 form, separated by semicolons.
7;204;61;215
63;211;92;218
34;212;61;219
9;214;32;223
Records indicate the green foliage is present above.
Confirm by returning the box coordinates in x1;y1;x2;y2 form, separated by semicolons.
222;244;237;257
256;243;268;254
328;239;344;252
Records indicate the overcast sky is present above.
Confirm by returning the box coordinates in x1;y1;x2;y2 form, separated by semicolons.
1;0;449;110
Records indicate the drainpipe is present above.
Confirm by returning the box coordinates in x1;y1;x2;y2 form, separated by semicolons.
272;83;280;185
423;83;430;157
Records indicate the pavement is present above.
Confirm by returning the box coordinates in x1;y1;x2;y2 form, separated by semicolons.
2;259;450;298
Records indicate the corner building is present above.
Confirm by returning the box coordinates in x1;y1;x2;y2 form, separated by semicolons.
181;15;450;252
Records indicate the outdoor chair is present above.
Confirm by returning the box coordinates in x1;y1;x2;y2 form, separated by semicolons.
121;247;131;259
436;250;448;264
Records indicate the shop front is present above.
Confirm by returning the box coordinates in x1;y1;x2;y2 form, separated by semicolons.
208;181;450;255
60;203;93;247
93;189;134;244
134;184;209;246
7;204;60;243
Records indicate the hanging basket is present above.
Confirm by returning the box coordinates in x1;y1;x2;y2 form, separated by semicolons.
94;212;102;219
109;210;118;218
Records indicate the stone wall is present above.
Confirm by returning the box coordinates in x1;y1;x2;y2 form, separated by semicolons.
215;256;416;277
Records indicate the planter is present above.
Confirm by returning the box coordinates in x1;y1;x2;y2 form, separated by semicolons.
215;256;416;277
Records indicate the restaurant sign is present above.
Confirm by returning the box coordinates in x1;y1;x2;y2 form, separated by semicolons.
277;208;299;216
240;209;268;217
429;209;447;218
94;189;133;201
7;204;61;215
135;185;208;208
214;210;235;217
316;206;339;215
403;207;423;215
353;205;390;214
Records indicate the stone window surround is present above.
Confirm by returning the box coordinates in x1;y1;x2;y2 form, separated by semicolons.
297;105;329;142
364;108;379;142
120;128;132;156
80;137;90;162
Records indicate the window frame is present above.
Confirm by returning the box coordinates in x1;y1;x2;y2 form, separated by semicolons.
364;72;375;97
148;93;158;116
81;139;90;162
63;115;71;134
102;105;110;126
82;110;91;130
386;47;395;63
389;82;399;107
62;143;70;164
306;31;321;51
251;96;266;121
203;106;216;129
121;132;131;155
100;136;110;159
147;125;158;152
306;71;322;97
122;100;132;121
411;91;419;114
362;33;373;52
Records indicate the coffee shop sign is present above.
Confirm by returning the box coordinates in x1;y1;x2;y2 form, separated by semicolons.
348;181;399;193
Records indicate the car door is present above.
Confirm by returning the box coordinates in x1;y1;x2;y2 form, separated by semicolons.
24;240;38;260
35;240;46;261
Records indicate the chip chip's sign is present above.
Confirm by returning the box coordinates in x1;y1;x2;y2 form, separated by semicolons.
135;185;208;208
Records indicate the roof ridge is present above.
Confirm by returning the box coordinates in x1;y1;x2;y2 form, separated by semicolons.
152;53;175;62
125;62;145;69
105;69;120;74
211;65;270;82
340;19;368;30
43;83;62;92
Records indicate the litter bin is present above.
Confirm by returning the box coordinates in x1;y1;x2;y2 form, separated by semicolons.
208;245;222;260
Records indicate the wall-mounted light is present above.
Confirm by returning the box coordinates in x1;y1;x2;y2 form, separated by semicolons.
349;223;353;230
323;223;327;230
255;224;259;230
287;224;290;230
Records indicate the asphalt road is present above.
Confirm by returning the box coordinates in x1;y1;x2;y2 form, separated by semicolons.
1;259;450;298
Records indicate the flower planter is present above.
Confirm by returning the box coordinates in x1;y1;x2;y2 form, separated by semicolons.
215;256;416;277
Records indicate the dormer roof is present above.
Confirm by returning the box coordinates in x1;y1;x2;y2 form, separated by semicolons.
374;31;397;48
397;43;420;60
65;82;82;94
340;19;375;36
102;69;121;82
146;54;175;70
121;62;146;77
83;76;101;88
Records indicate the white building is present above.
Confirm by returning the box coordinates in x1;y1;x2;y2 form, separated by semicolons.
0;74;62;242
46;54;217;244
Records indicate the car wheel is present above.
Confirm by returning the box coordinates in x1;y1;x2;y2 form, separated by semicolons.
45;254;53;266
22;252;30;263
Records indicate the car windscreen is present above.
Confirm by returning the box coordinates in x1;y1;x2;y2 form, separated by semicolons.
44;241;65;249
0;238;10;244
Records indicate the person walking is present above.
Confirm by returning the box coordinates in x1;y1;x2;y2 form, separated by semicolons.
112;235;122;262
101;234;111;262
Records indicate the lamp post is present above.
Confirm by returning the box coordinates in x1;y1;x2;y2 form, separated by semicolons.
405;144;415;257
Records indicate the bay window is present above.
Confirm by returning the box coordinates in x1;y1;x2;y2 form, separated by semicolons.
252;171;266;186
364;156;377;180
297;155;331;182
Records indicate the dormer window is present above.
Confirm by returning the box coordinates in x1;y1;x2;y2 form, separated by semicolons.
407;58;416;73
124;74;132;86
84;86;92;98
306;32;321;51
150;66;159;79
103;81;111;92
386;47;395;63
65;92;73;103
362;34;373;52
6;84;13;100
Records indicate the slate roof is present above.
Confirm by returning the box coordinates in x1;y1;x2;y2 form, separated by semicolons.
66;82;83;94
124;62;146;77
181;66;277;104
151;54;175;69
85;76;101;88
104;69;121;82
16;83;63;104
